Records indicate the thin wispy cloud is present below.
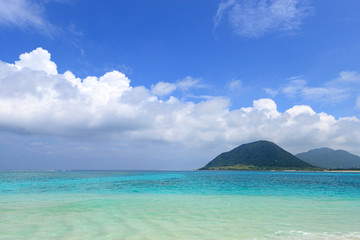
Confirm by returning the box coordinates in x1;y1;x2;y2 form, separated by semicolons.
214;0;236;29
357;96;360;109
226;79;242;91
214;0;312;38
264;72;360;106
0;0;57;34
151;76;205;97
328;71;360;85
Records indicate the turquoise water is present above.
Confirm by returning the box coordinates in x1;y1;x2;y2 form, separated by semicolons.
1;171;360;239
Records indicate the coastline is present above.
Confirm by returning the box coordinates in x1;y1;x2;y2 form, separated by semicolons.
198;168;360;172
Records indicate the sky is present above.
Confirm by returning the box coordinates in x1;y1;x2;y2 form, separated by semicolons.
1;0;360;170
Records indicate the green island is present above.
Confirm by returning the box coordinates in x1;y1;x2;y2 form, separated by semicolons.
199;140;360;171
296;147;360;169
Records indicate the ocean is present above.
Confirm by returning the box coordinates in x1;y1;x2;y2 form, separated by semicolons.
0;170;359;239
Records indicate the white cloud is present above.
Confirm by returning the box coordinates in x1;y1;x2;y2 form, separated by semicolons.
263;88;279;97
332;71;360;84
214;0;236;28
215;0;312;38
151;76;203;97
252;98;280;118
12;47;58;75
265;72;360;106
356;96;360;109
1;48;360;156
282;78;307;97
0;0;56;33
302;87;349;102
151;81;176;96
227;79;242;91
177;76;202;91
285;105;315;117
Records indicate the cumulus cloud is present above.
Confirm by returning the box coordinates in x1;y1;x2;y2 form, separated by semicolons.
12;47;58;75
214;0;312;38
1;48;360;155
0;0;56;33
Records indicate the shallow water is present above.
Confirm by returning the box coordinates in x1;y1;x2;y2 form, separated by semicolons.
1;171;360;239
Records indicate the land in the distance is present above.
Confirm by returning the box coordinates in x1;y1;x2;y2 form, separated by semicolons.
199;140;360;171
296;147;360;169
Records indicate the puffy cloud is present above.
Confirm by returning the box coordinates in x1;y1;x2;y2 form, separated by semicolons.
214;0;312;38
1;48;360;156
285;105;315;117
12;47;58;75
252;98;280;118
151;81;176;96
221;99;360;155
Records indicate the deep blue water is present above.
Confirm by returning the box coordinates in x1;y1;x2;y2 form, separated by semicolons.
1;170;360;198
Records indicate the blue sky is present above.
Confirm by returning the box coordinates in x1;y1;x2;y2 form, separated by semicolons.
1;0;360;170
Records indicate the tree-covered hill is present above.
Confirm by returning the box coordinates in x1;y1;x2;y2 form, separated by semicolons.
200;140;315;170
296;148;360;169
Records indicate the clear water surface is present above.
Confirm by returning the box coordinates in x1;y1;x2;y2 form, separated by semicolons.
1;171;360;239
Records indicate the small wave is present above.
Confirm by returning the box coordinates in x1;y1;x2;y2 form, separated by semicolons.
256;231;360;240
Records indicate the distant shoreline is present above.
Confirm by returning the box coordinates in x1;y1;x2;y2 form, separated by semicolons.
198;169;360;172
2;169;360;173
322;170;360;172
282;169;360;172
